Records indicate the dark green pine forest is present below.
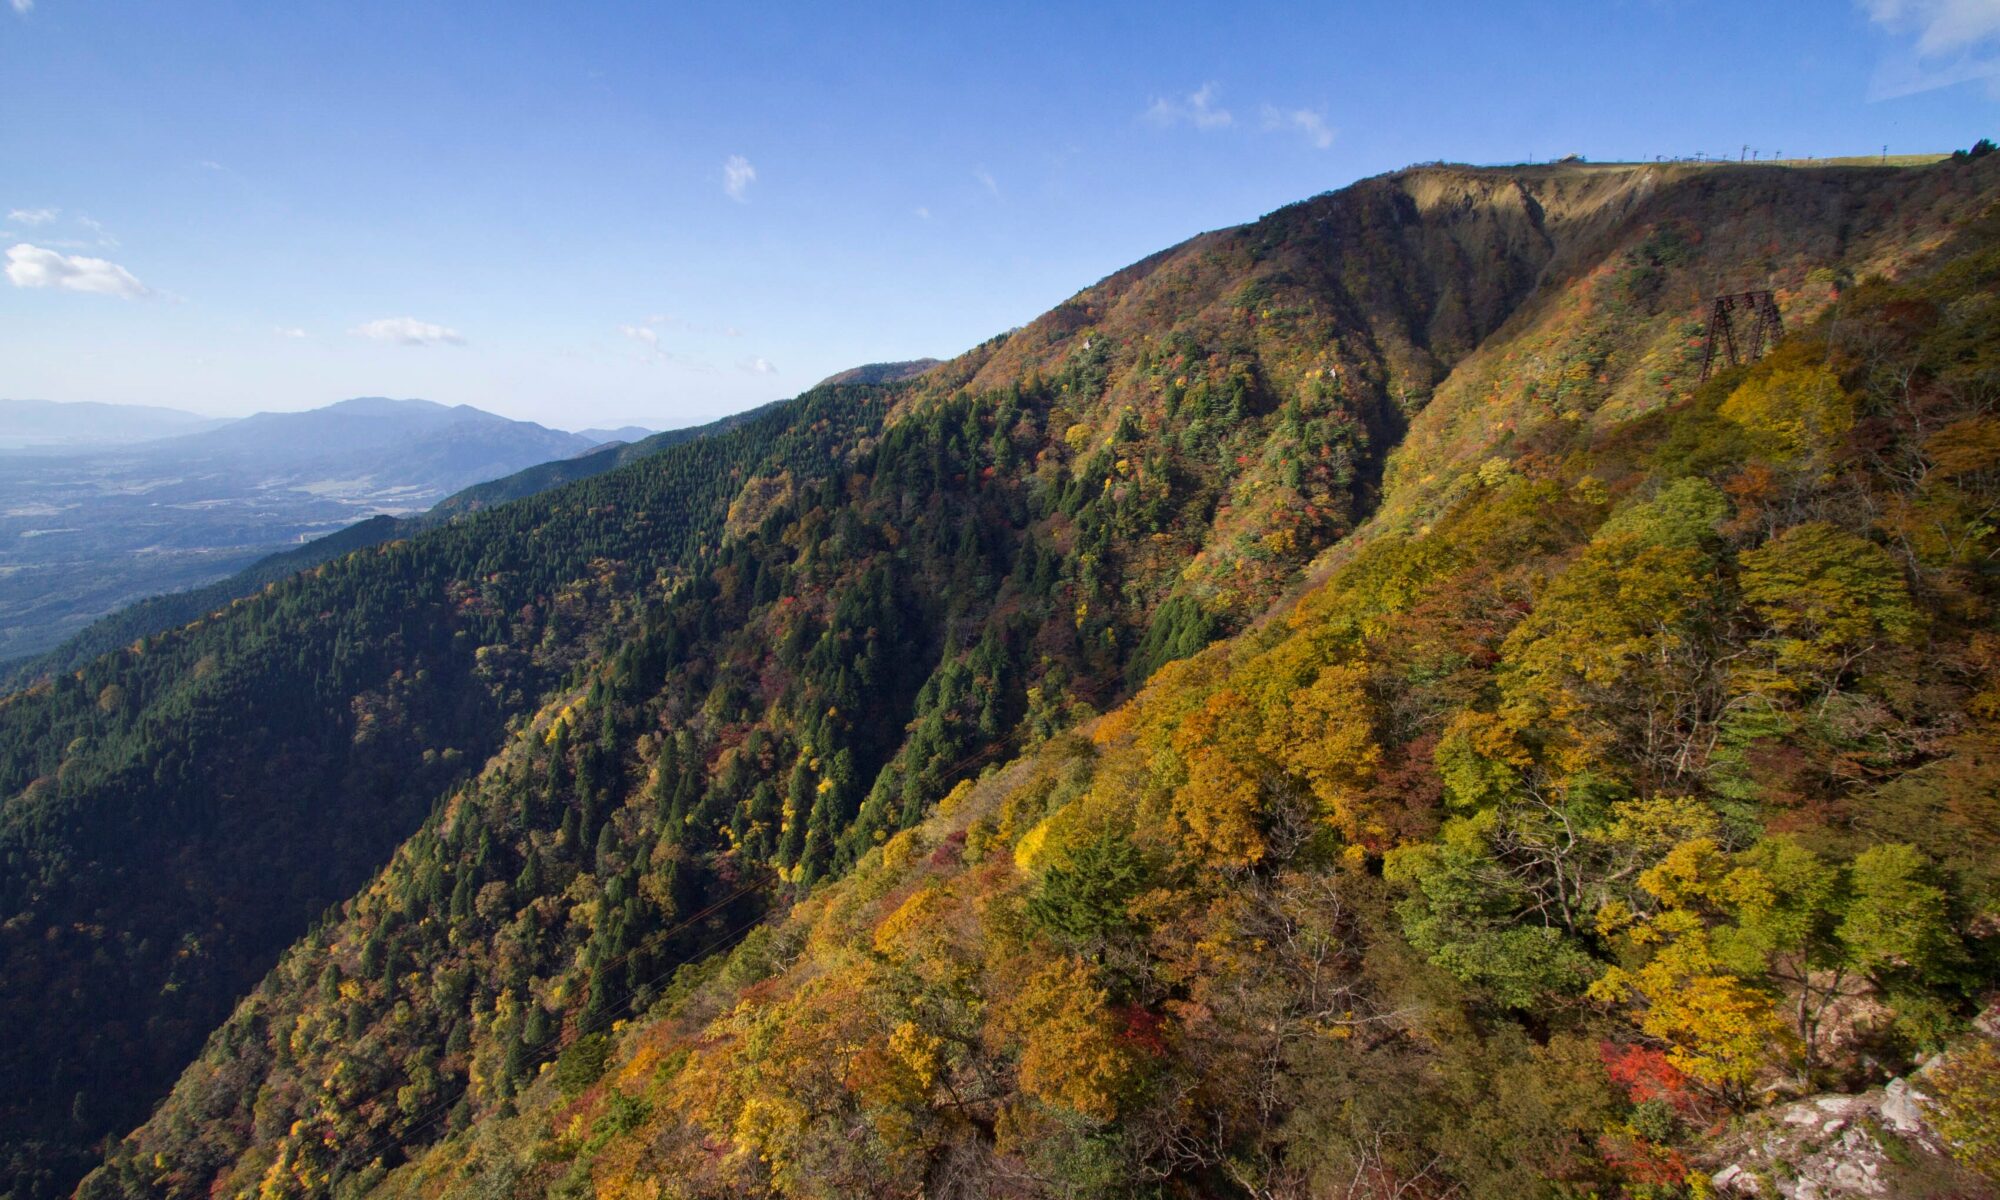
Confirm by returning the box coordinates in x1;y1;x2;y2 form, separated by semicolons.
2;155;2000;1200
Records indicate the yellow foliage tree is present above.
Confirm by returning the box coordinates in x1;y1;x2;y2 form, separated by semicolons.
1737;521;1921;684
1261;661;1382;841
996;958;1137;1121
1719;358;1855;472
1170;688;1269;869
1497;511;1720;783
1590;838;1788;1097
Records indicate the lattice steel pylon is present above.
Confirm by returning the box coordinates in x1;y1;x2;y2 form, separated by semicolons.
1699;291;1784;381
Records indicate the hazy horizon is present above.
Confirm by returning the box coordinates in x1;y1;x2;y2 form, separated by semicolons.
0;392;670;434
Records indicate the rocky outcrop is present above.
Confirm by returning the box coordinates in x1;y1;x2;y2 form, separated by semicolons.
1705;1075;1992;1198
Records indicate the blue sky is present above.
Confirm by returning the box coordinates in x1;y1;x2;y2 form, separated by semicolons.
3;1;1995;432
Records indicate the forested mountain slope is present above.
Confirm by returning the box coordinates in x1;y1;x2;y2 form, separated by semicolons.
0;388;895;1199
192;159;2000;1200
0;516;409;690
426;403;781;520
2;156;1556;1200
0;156;1992;1200
813;360;943;388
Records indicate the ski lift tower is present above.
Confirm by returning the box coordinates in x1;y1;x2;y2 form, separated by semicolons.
1699;291;1784;382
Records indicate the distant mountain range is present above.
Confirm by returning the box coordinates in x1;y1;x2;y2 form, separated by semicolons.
0;397;658;660
574;425;656;445
132;396;604;500
0;399;230;448
4;402;771;685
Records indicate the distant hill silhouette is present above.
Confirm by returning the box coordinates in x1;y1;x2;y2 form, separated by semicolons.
813;358;941;387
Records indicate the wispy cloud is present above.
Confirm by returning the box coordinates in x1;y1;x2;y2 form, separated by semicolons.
618;322;669;360
723;154;756;202
275;326;308;339
914;205;932;220
619;313;743;356
351;316;464;346
76;215;118;249
1863;0;2000;96
614;318;743;372
1148;85;1335;150
5;210;122;250
738;356;777;375
1144;82;1234;130
1262;104;1337;150
10;0;32;16
1866;0;2000;53
974;166;1000;197
6;243;150;298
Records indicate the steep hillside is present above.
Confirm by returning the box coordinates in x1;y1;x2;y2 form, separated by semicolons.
2;156;1994;1200
0;388;895;1200
0;516;409;690
175;158;2000;1200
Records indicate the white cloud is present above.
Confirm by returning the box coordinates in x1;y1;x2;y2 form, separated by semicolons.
7;207;56;225
1262;104;1337;150
974;166;1000;197
275;326;308;339
739;356;777;375
351;316;464;346
1863;0;2000;95
723;154;756;202
914;205;932;220
6;243;150;298
1145;82;1234;130
10;0;31;15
